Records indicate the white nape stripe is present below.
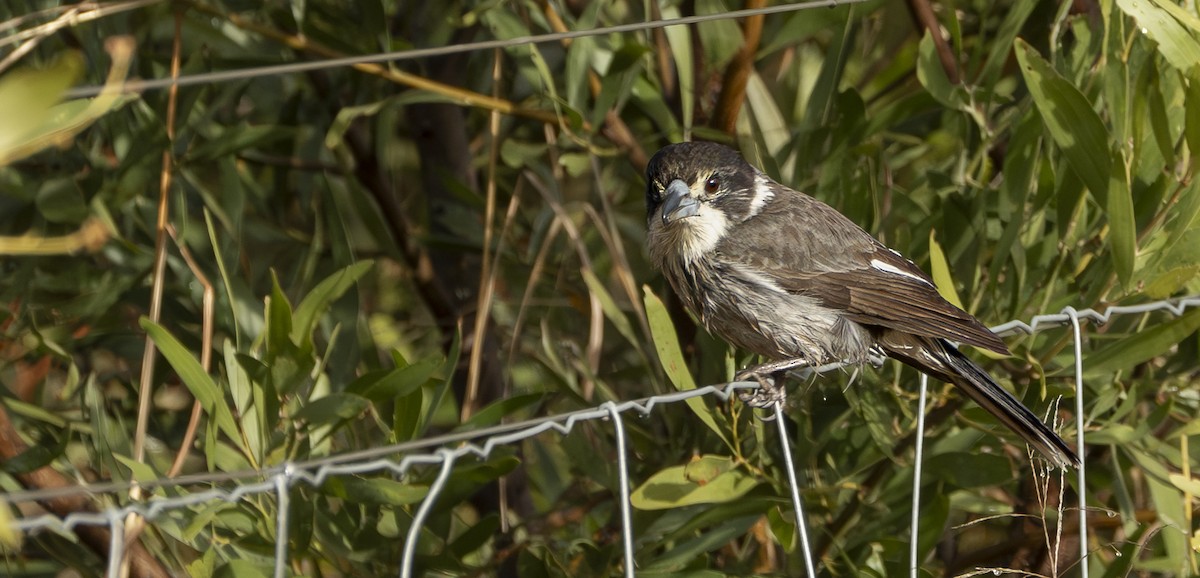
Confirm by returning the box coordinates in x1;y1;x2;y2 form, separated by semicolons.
870;258;934;286
746;176;774;218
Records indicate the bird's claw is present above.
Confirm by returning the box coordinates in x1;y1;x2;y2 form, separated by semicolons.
735;369;788;410
733;357;808;410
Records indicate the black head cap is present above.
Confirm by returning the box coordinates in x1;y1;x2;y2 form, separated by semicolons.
645;142;753;221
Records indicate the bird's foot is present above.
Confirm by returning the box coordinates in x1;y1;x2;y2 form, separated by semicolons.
734;358;809;409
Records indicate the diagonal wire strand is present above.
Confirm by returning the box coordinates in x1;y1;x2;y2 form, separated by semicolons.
62;0;865;99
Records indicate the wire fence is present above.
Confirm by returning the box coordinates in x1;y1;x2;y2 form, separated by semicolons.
5;294;1199;577
5;2;1200;576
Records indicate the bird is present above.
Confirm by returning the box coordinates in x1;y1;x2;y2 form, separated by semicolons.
644;141;1079;469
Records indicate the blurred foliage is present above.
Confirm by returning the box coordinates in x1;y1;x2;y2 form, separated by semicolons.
1;0;1200;576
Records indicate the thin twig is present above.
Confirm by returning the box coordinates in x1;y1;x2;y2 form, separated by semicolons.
464;48;505;422
124;8;183;576
163;225;213;479
904;0;960;84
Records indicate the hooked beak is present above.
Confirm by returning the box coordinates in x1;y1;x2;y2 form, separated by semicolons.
661;179;699;225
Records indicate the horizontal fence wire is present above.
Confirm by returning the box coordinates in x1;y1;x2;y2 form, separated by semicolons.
1;294;1197;577
61;0;867;99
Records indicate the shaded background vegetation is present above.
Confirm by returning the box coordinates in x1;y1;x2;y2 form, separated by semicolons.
2;0;1200;576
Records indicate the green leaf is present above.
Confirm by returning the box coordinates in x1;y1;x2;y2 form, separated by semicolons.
1143;266;1200;299
323;476;429;506
458;392;545;430
1107;150;1138;287
35;178;88;224
113;454;161;485
644;513;761;570
1147;72;1176;166
187;125;295;163
215;560;271;578
348;356;439;404
1085;423;1144;444
449;513;501;558
0;52;84;161
927;230;964;310
266;274;295;360
292;260;374;347
643;286;732;449
1186;67;1200;155
1115;0;1200;75
924;452;1014;489
1015;39;1111;200
630;455;759;510
1168;473;1200;495
767;505;795;552
661;3;695;135
1084;307;1200;375
141;319;242;446
916;32;961;109
293;393;371;427
581;269;639;348
0;433;66;475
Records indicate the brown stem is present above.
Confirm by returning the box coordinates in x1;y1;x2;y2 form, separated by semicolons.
164;224;217;476
905;0;960;84
711;0;767;136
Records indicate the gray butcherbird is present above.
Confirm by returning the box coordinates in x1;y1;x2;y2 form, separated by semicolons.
645;141;1078;469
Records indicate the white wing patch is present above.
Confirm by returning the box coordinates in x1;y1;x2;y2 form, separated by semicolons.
870;258;934;286
746;175;775;218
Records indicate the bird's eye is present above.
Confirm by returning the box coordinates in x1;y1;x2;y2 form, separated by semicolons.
704;176;720;194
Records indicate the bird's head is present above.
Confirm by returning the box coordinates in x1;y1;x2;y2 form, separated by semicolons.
645;141;762;226
645;142;768;262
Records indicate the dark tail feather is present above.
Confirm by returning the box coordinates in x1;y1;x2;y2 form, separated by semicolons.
885;337;1080;469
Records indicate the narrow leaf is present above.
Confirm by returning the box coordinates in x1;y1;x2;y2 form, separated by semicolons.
291;260;373;346
293;393;371;427
1015;39;1111;200
1116;0;1200;75
643;286;731;448
141;319;242;445
1107;151;1138;287
1084;307;1200;375
927;230;964;310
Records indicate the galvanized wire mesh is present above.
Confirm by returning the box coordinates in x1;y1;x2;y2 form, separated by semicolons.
3;295;1198;577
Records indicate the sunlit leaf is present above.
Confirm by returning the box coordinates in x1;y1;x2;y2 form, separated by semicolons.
631;456;759;509
643;286;732;448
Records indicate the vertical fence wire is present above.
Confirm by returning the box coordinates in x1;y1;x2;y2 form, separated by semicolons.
1063;306;1089;578
273;464;293;578
400;448;457;578
603;402;637;578
773;401;817;577
105;511;124;578
910;373;929;578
